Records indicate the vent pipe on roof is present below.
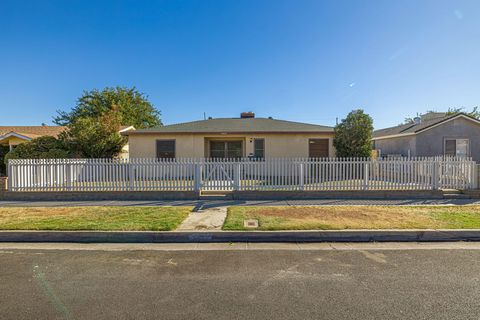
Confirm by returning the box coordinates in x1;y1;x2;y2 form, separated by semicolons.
240;112;255;118
413;117;421;124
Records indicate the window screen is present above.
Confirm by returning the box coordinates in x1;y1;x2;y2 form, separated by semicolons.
445;139;469;157
445;140;456;156
209;141;243;158
254;139;265;158
156;140;175;159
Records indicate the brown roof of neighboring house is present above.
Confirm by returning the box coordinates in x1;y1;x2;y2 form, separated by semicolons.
0;125;135;140
0;126;67;139
372;113;480;139
125;118;334;135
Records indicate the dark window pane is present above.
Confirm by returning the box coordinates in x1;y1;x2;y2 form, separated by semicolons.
210;141;225;158
226;141;242;158
209;141;243;158
309;139;329;158
445;140;456;156
156;140;175;158
210;150;225;158
254;139;264;158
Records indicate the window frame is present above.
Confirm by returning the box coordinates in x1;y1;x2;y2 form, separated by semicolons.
156;139;176;159
444;138;469;157
253;139;265;159
209;140;243;159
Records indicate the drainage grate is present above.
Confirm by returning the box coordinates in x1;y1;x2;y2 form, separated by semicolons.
244;219;259;228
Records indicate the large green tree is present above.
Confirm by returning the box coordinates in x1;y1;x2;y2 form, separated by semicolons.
4;136;70;164
333;109;373;157
60;108;127;158
54;87;162;129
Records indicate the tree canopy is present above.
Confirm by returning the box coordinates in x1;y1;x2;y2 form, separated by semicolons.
403;107;479;124
59;108;127;158
445;107;480;119
333;109;373;157
54;87;162;129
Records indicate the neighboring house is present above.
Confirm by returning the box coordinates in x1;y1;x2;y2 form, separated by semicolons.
123;112;335;159
0;125;66;151
0;125;135;158
372;112;480;161
118;126;135;159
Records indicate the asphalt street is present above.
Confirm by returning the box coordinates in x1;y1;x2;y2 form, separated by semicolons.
1;243;480;320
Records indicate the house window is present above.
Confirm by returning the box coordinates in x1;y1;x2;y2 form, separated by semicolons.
156;140;175;159
209;141;243;159
254;139;265;158
444;139;469;157
309;139;329;158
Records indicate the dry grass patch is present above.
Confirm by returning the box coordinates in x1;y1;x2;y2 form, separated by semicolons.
0;206;193;231
223;205;480;230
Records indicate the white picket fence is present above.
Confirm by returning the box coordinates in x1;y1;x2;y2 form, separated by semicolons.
7;157;478;192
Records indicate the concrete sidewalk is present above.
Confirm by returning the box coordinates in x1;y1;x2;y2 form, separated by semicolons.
2;241;480;251
1;198;480;207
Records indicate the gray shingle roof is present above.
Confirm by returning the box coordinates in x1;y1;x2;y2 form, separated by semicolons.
373;113;478;138
126;118;334;134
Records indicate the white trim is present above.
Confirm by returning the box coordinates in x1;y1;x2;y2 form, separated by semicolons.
0;132;32;143
118;126;135;133
372;114;480;141
372;132;416;141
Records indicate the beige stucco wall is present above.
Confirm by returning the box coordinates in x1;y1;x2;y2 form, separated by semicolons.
6;137;29;146
128;133;335;158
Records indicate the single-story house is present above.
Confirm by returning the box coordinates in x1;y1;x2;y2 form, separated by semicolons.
0;125;135;158
123;112;335;159
0;125;66;150
372;112;480;161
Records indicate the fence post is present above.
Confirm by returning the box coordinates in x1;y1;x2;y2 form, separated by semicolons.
7;160;12;191
473;163;479;189
129;162;135;191
363;162;369;190
65;163;71;191
299;162;304;191
233;163;241;191
432;161;440;190
194;163;202;192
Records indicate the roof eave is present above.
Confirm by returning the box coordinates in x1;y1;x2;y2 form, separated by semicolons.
0;132;33;143
371;132;416;140
124;130;334;136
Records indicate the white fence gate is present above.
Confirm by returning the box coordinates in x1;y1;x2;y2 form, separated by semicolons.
7;157;478;192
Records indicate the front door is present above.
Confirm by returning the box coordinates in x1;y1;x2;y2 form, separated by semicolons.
210;141;243;159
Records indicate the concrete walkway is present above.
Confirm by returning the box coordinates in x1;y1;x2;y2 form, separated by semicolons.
2;241;480;251
177;206;227;231
1;198;480;207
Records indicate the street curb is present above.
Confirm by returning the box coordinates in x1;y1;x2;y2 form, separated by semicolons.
1;230;480;243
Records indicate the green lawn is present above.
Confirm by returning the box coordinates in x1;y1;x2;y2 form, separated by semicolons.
0;206;193;231
223;205;480;231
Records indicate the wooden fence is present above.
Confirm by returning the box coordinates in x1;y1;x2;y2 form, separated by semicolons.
7;157;478;192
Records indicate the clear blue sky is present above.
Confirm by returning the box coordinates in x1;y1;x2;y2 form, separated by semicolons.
1;0;479;129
